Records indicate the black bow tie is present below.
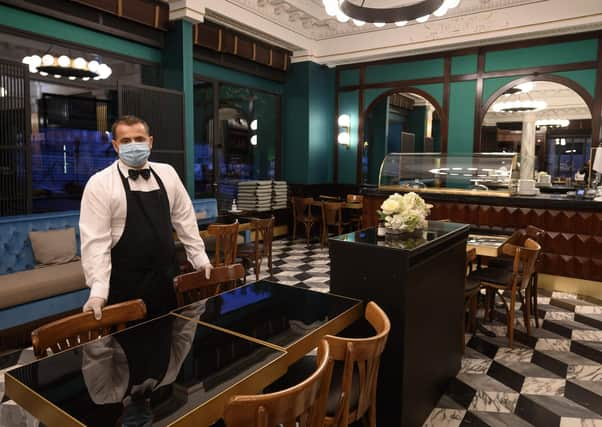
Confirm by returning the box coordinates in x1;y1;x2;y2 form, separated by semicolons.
128;169;151;180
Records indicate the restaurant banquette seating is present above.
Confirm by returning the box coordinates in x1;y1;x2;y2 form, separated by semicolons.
31;299;147;358
0;199;218;347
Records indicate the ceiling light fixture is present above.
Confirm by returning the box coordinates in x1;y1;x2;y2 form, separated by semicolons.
323;0;460;28
536;119;569;128
22;54;112;80
492;100;547;113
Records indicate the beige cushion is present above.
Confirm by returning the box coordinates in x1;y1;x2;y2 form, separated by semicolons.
29;228;78;265
0;261;85;309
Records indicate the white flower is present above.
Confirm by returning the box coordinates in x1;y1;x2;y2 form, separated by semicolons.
382;192;431;231
381;199;399;215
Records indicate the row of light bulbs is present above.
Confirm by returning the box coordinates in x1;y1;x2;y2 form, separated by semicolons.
22;55;112;80
322;0;460;27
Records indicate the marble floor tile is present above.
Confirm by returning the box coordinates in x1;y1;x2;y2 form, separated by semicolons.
495;348;534;363
423;408;465;427
468;390;519;413
521;377;566;396
461;358;493;374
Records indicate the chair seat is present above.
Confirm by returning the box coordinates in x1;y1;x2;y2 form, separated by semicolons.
265;355;360;417
469;267;515;287
238;242;265;257
465;277;481;294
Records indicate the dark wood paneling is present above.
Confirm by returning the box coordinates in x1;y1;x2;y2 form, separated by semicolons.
473;49;485;152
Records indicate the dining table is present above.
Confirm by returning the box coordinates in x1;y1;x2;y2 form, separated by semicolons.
467;233;512;257
5;281;362;427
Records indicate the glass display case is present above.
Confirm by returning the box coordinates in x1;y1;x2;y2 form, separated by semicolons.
378;152;518;196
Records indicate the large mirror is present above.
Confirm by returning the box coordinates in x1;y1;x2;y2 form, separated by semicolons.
362;91;441;184
481;80;593;189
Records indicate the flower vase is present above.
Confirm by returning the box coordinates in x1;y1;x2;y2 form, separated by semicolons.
384;227;424;239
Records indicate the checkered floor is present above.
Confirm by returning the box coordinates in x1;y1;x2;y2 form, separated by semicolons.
2;238;602;426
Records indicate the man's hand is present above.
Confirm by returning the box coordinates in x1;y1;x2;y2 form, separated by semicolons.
83;297;106;320
200;263;213;280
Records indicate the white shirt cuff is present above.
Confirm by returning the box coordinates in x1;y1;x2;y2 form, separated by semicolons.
89;282;110;301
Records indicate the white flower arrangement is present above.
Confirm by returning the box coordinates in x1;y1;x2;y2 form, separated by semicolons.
378;192;433;233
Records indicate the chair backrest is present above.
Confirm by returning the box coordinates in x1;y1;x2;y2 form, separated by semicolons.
319;195;340;202
208;222;240;266
323;301;391;426
224;339;331;427
346;194;363;204
321;202;344;227
31;299;147;358
173;263;245;307
525;225;545;272
251;216;275;257
291;197;314;222
512;238;541;290
466;247;477;275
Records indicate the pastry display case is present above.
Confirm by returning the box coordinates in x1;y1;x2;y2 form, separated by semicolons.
378;152;518;196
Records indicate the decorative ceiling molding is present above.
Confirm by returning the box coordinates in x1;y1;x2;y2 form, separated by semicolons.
190;0;602;66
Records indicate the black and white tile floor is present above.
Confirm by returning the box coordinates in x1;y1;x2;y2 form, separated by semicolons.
1;238;602;426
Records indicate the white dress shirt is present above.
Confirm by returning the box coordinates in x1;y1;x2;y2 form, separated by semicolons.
80;160;210;301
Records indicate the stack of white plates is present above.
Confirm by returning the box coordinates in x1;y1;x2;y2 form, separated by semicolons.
237;181;273;211
272;181;288;210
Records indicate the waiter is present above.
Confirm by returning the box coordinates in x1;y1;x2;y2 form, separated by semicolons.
80;115;212;320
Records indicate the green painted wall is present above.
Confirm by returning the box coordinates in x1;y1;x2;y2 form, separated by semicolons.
449;81;476;154
0;4;161;62
408;106;427;152
366;98;389;185
485;39;598;72
193;61;283;94
162;21;195;195
365;58;444;84
340;69;360;86
452;55;478;75
283;62;334;183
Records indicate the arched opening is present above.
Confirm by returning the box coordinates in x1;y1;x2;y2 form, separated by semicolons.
480;76;595;188
360;87;447;185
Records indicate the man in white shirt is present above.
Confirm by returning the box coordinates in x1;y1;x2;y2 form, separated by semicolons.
80;115;212;320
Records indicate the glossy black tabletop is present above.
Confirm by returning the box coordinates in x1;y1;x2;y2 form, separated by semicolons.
330;221;469;252
173;281;361;349
6;313;284;427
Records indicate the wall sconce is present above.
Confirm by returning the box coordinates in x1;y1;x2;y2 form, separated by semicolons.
338;114;350;149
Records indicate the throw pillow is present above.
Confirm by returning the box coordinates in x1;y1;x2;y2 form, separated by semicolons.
29;227;78;266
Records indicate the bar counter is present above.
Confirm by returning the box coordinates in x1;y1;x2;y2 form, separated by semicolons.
361;187;602;282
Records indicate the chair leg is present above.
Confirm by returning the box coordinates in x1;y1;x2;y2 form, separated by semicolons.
268;252;273;277
255;257;262;281
292;221;297;241
524;286;532;336
305;222;311;246
469;293;478;333
508;290;516;348
532;273;540;328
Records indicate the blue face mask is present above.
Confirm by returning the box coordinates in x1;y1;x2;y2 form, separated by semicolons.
119;141;150;167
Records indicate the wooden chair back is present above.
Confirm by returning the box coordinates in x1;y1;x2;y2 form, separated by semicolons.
512;238;541;291
466;247;477;275
323;301;390;426
525;225;545;272
319;195;341;202
251;216;275;258
174;263;245;307
321;202;344;227
224;339;331;427
31;299;147;358
208;222;240;266
291;197;314;223
346;194;363;204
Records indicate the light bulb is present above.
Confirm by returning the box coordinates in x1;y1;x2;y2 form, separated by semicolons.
39;71;48;77
30;55;42;68
57;55;70;67
250;135;258;145
68;76;76;80
336;10;349;22
42;54;54;66
395;21;408;27
82;77;90;81
338;132;350;145
54;74;61;79
324;0;339;16
98;63;112;79
73;57;86;69
88;60;100;72
416;15;430;23
22;56;31;65
250;119;258;131
338;114;350;127
352;19;365;26
373;22;385;27
28;64;38;73
433;4;448;16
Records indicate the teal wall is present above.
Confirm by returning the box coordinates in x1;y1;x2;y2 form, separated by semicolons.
337;37;599;182
407;106;427;153
283;62;335;184
365;98;389;185
193;61;283;94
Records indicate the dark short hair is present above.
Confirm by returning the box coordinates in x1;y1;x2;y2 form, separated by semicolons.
111;115;150;139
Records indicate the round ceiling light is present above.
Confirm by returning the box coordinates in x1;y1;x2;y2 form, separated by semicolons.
323;0;460;27
22;54;112;80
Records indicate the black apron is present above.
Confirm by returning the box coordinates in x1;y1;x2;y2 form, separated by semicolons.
108;165;178;318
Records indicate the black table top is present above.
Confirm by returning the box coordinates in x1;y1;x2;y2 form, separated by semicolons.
330;221;469;253
6;313;285;427
173;281;361;349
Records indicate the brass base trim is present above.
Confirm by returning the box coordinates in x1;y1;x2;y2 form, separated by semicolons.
538;273;602;303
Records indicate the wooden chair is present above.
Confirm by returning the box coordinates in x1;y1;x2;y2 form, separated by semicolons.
470;238;541;347
223;339;331;427
238;217;275;281
319;195;341;202
464;248;480;351
345;194;364;231
208;222;240;266
173;263;245;307
321;202;351;247
31;299;147;358
291;197;320;246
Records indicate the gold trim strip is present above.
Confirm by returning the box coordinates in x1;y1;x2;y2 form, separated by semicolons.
252;43;257;61
194;24;199;44
268;49;273;66
233;35;238;54
218;29;223;51
154;5;160;28
171;313;286;352
5;373;85;427
284;55;288;71
117;0;123;16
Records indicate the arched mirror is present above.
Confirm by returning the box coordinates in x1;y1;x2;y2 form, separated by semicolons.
481;80;593;189
362;91;442;184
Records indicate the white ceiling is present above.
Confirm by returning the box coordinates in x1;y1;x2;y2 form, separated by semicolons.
186;0;602;66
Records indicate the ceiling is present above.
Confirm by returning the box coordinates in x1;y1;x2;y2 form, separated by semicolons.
482;81;591;125
191;0;602;66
